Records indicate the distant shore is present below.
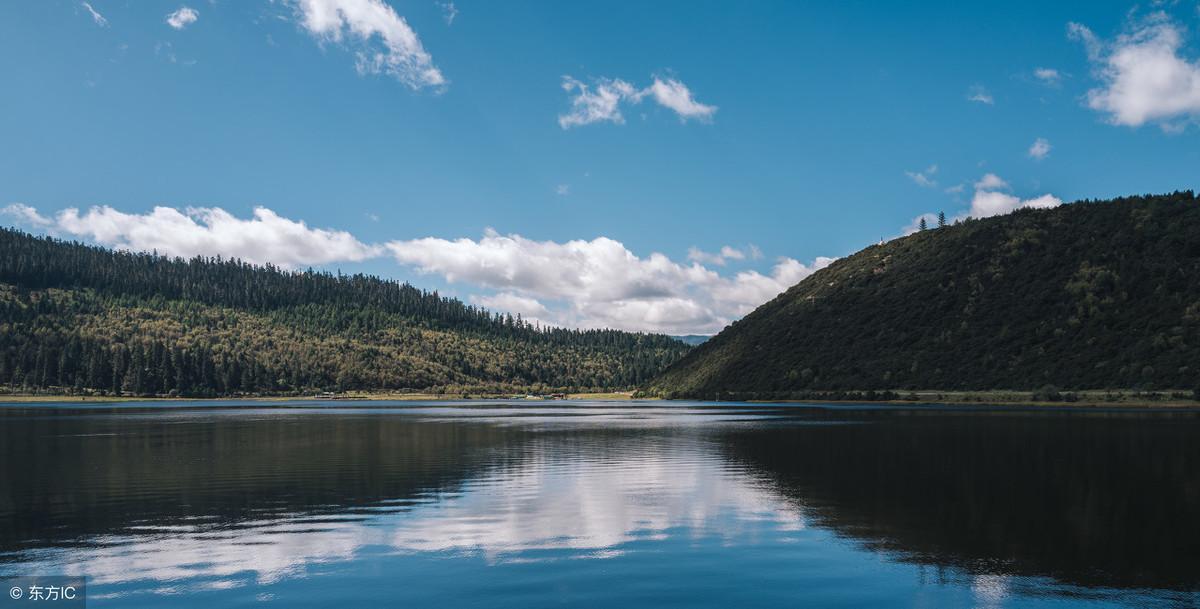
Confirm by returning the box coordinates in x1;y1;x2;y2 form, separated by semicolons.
0;391;642;403
2;389;1200;409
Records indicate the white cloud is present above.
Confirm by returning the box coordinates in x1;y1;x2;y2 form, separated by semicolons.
470;292;551;323
6;203;831;334
645;77;717;122
555;184;570;196
1028;137;1051;160
166;6;199;30
81;2;108;27
558;75;716;129
904;173;1062;233
969;174;1061;218
974;173;1009;190
687;245;748;267
1068;22;1102;61
9;204;379;268
438;1;457;25
289;0;445;89
967;84;995;105
385;230;830;333
1;203;53;227
1072;14;1200;129
969;190;1062;218
557;77;639;128
1034;67;1061;85
905;164;938;188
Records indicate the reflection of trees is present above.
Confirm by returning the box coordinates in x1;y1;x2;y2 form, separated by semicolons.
720;410;1200;590
0;411;526;555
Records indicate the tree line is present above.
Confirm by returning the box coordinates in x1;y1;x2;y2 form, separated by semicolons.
0;228;691;396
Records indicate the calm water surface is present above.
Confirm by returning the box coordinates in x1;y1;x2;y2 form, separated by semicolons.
1;400;1198;608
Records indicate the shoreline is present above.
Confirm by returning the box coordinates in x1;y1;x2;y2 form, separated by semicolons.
0;391;642;404
2;390;1199;410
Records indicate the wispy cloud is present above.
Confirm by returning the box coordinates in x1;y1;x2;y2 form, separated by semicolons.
288;0;445;90
905;164;938;188
1033;67;1062;86
558;77;638;128
166;6;199;30
1028;137;1051;160
558;75;716;129
687;245;750;267
81;2;108;27
438;1;457;25
1070;13;1200;130
644;77;717;122
966;84;995;105
555;184;570;196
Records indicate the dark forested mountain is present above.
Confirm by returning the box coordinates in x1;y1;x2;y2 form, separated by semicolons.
0;228;690;397
646;192;1200;398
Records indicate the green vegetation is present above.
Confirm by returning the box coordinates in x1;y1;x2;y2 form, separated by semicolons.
0;228;690;397
646;192;1200;399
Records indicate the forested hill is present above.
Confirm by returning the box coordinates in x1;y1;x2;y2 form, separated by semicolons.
646;192;1200;398
0;228;690;397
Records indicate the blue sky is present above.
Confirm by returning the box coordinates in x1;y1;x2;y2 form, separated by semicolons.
2;0;1199;333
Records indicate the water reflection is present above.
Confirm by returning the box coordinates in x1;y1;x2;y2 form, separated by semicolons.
1;402;1198;607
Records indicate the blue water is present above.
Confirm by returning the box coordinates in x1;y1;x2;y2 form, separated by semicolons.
1;401;1197;607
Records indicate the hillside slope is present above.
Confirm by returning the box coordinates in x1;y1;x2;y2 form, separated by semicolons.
0;228;690;397
646;192;1200;398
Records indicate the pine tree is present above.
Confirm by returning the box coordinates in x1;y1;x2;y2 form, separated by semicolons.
937;211;946;228
918;217;928;231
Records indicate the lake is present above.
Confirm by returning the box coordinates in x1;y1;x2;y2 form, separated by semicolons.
1;400;1198;608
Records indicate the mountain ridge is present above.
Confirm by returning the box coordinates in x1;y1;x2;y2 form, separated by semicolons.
645;192;1200;398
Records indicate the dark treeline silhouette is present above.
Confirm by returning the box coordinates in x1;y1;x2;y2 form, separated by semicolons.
0;228;690;396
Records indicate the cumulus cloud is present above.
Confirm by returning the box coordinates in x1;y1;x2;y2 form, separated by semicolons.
386;230;830;333
968;173;1061;218
1071;14;1200;129
1028;137;1052;160
1;203;54;227
81;2;108;27
6;204;379;267
1034;67;1061;85
969;191;1062;218
967;84;994;105
905;164;938;188
558;75;716;128
166;6;198;30
288;0;445;89
4;203;831;334
904;173;1062;233
974;173;1009;190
